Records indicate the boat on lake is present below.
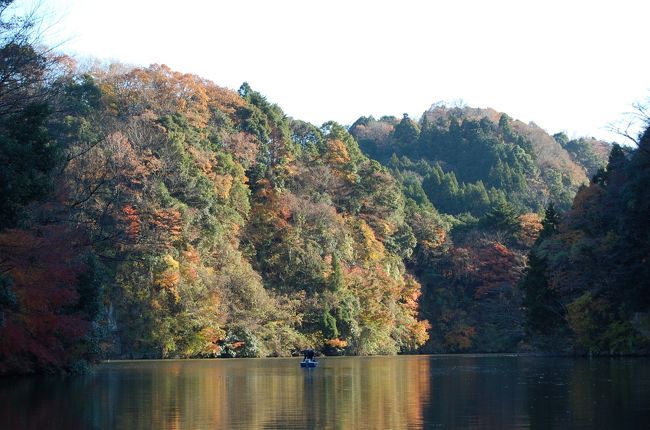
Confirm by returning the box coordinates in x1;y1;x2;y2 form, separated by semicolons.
300;359;318;368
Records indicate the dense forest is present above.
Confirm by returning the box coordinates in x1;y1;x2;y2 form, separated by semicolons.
0;1;648;374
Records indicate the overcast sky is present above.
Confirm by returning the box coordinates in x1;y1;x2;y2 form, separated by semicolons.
21;0;650;142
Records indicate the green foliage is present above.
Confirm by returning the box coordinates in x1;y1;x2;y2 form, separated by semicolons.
322;309;339;339
539;202;560;240
521;251;565;338
237;82;296;187
521;129;650;354
392;113;420;146
328;254;345;292
5;33;645;373
0;103;58;229
480;200;521;236
554;133;609;178
350;107;597;217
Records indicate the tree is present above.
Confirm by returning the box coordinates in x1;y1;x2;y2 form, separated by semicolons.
0;224;93;374
539;202;560;240
520;203;566;343
0;1;62;229
521;251;564;337
0;0;54;116
0;103;58;229
480;201;521;236
393;113;420;147
328;254;345;292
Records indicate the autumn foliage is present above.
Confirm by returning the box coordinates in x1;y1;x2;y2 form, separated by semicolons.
2;6;637;374
521;136;650;354
0;224;91;373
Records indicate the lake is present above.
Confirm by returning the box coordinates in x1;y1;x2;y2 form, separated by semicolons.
1;355;649;429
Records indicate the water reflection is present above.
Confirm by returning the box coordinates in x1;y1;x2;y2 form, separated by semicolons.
0;356;649;429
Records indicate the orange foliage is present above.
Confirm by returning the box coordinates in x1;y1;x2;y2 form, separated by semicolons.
327;139;351;165
221;132;259;167
401;275;423;312
122;204;141;240
444;325;476;351
203;79;246;117
409;320;432;347
325;338;348;348
474;242;522;298
518;212;542;247
421;227;447;250
151;208;183;242
186;145;216;180
400;276;431;347
182;246;201;264
156;270;180;291
105;131;161;185
96;64;245;131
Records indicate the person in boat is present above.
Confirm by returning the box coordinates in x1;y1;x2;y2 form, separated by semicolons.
303;348;315;362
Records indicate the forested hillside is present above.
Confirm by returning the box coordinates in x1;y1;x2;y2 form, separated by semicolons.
348;105;612;353
350;106;609;216
1;1;647;375
0;0;432;373
0;57;437;373
522;128;650;354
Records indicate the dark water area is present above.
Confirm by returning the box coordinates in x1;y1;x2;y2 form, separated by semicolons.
1;355;649;429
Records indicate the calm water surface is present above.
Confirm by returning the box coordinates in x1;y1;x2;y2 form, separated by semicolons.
1;355;649;429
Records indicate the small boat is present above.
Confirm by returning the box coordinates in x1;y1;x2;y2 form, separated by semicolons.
300;359;318;368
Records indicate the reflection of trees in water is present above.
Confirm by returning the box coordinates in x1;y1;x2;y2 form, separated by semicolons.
303;356;431;429
222;356;433;428
0;373;96;430
422;355;530;428
0;358;433;429
2;357;649;429
566;358;650;429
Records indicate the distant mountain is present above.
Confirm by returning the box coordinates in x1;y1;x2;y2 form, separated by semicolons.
552;132;611;178
350;105;610;216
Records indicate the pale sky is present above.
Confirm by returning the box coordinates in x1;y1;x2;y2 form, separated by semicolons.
20;0;650;142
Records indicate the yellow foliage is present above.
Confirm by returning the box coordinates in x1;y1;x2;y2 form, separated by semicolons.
409;320;431;347
518;212;543;247
186;145;216;180
99;82;118;114
155;254;181;301
213;174;234;199
199;326;227;355
163;254;179;270
327;139;351;165
356;219;385;263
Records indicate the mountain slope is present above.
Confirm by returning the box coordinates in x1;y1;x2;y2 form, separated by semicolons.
351;105;609;216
